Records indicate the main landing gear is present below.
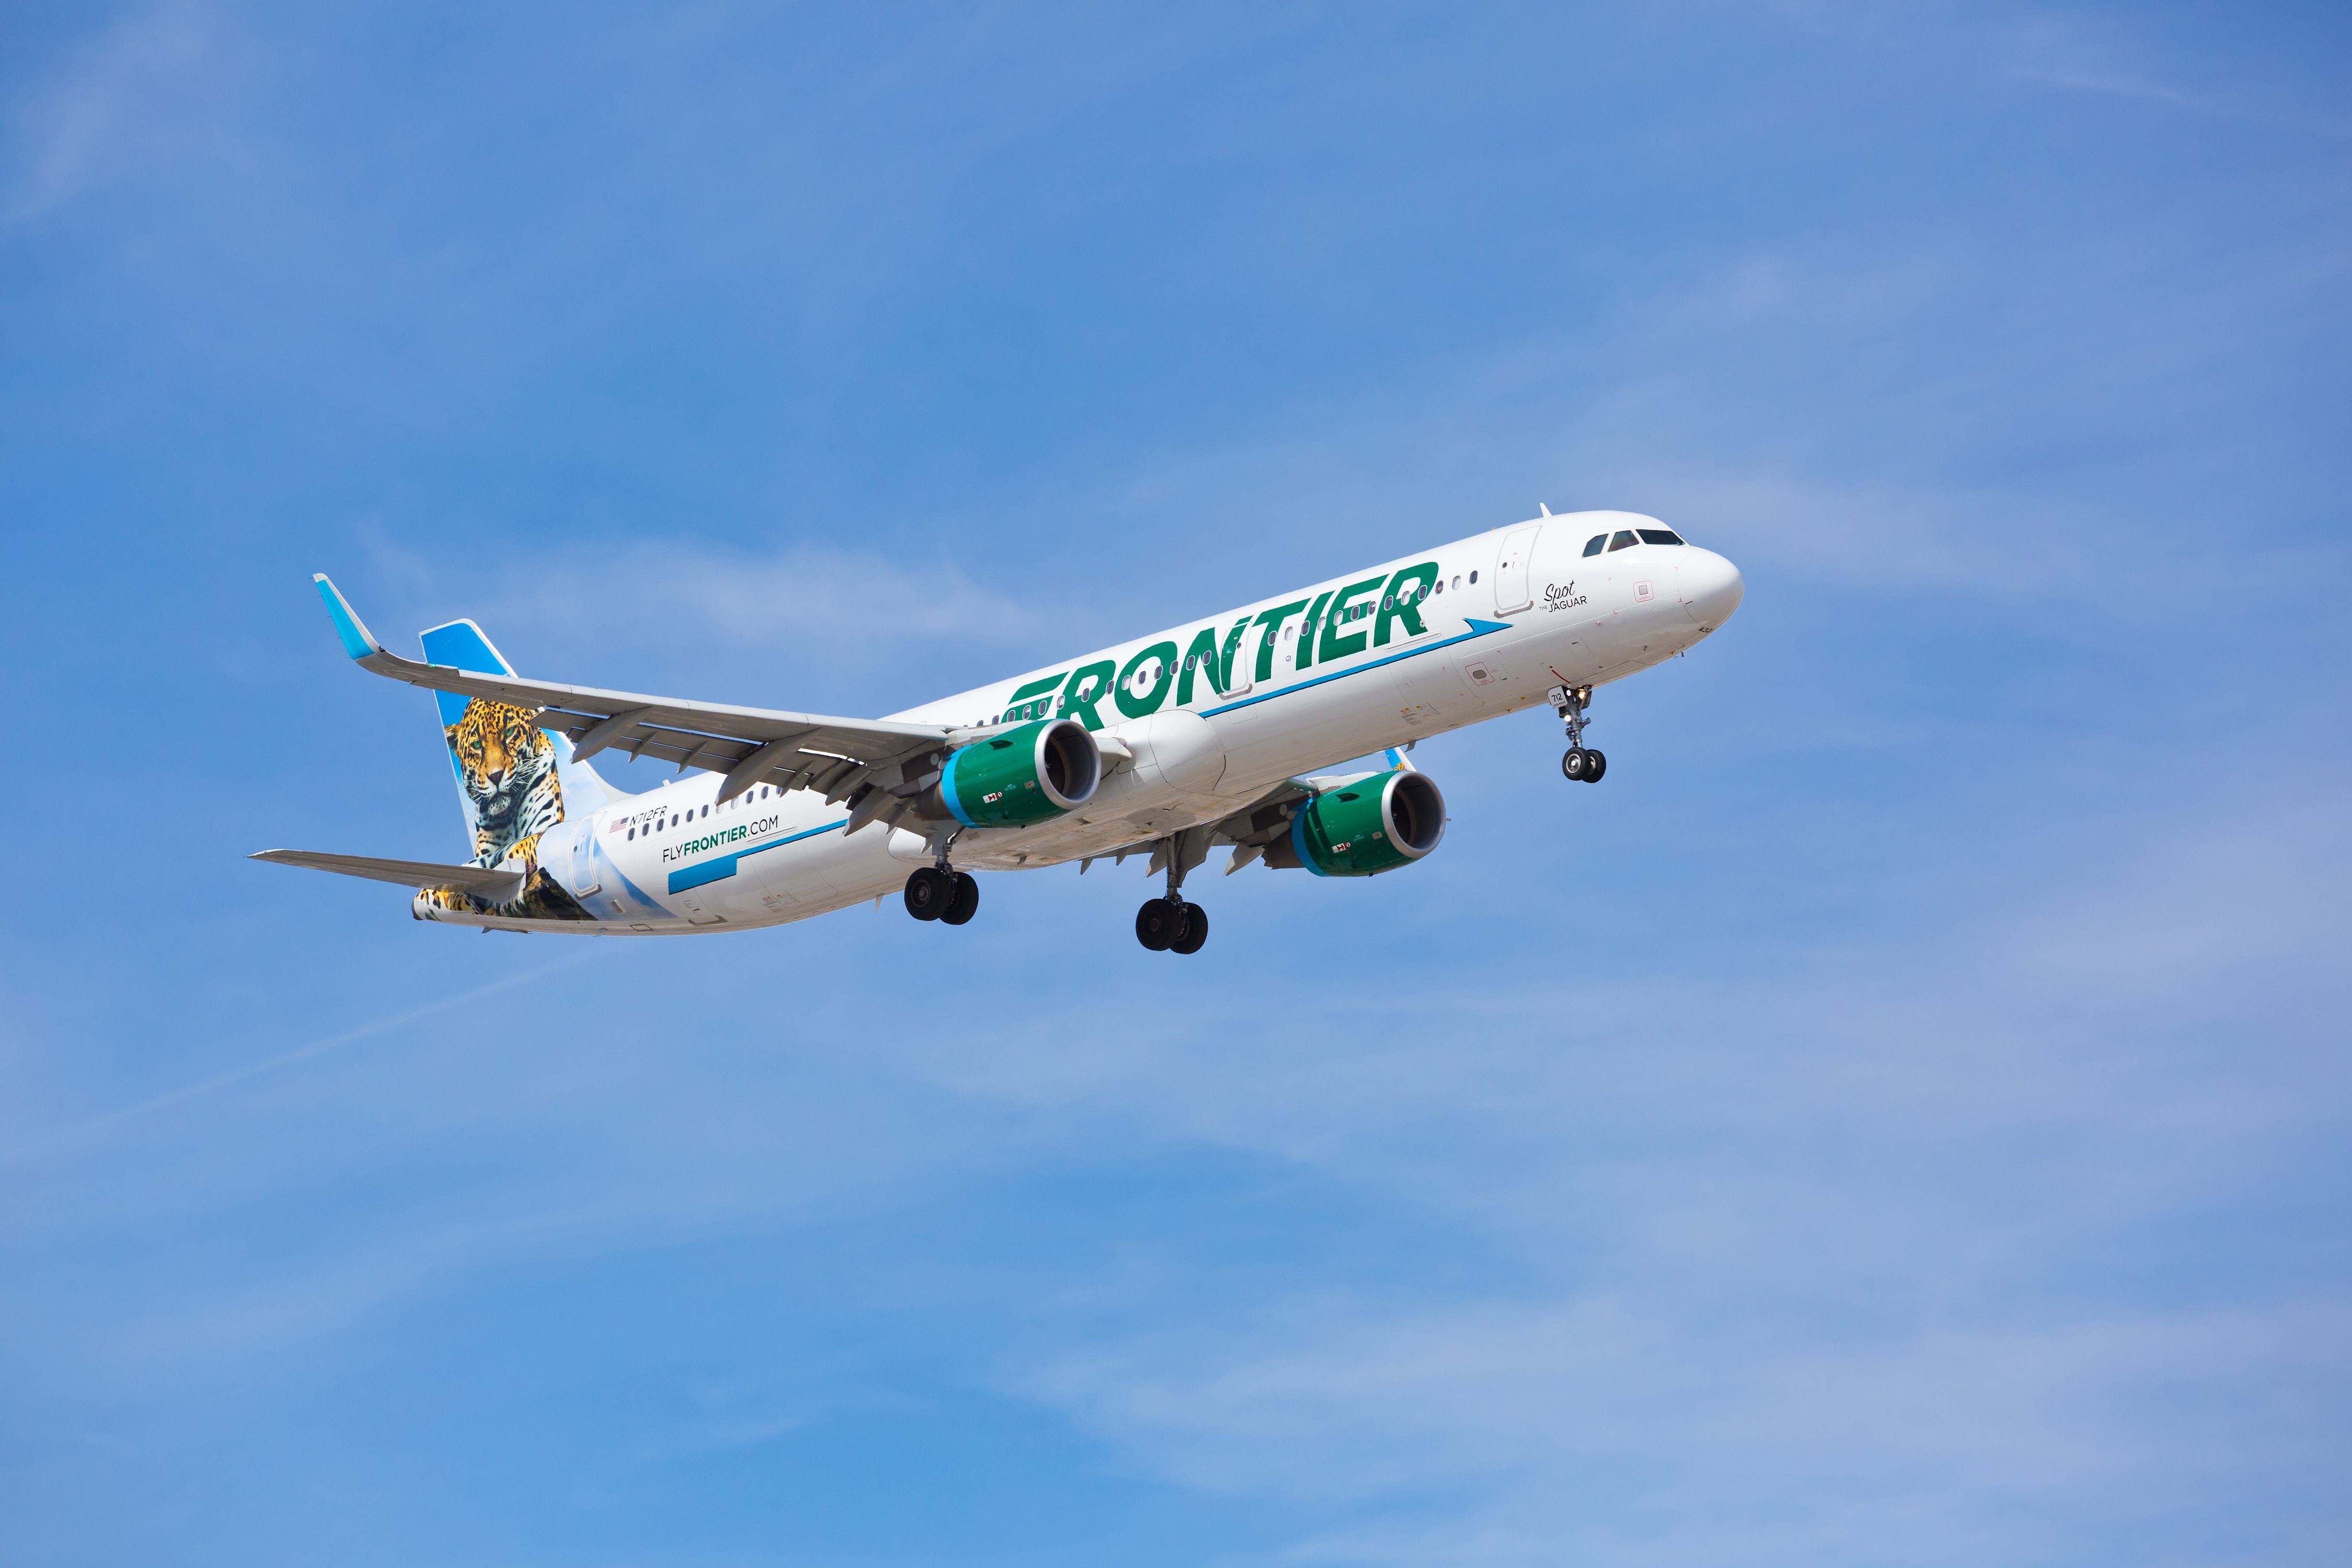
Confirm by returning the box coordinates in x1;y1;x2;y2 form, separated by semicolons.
1136;828;1209;955
1551;683;1607;783
1136;896;1207;955
904;849;980;926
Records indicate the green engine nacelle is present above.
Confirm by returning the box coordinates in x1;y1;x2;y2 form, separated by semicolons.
931;718;1102;828
1265;769;1447;877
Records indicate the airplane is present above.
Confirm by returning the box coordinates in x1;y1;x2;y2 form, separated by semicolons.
254;509;1743;953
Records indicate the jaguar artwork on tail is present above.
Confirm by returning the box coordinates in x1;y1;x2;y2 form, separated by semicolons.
446;697;564;870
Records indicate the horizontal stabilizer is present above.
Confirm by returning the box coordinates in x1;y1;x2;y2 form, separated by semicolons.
250;849;526;900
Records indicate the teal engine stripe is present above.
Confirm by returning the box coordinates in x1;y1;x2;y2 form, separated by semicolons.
1200;618;1509;719
1289;808;1329;877
938;746;981;828
667;819;849;894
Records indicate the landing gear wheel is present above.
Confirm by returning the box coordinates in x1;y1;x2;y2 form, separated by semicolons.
1584;748;1607;782
903;866;951;921
940;871;979;925
1135;897;1180;951
1562;746;1589;781
1170;902;1209;955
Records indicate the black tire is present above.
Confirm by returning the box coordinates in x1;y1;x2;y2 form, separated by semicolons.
1170;902;1208;955
1584;749;1607;782
903;866;950;921
940;871;979;925
1562;747;1588;781
1135;897;1179;951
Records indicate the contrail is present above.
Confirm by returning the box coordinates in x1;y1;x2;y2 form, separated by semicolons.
3;951;602;1163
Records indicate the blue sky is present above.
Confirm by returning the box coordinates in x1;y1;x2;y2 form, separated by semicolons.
4;3;2348;1563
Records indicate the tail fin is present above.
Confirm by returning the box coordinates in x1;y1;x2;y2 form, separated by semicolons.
420;618;619;868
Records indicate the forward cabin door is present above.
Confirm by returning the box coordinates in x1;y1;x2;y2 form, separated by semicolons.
1493;524;1542;614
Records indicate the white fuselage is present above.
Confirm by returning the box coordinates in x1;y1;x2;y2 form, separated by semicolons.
420;511;1742;933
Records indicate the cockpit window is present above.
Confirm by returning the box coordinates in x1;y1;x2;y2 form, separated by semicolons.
1583;534;1606;557
1637;528;1685;546
1607;531;1638;552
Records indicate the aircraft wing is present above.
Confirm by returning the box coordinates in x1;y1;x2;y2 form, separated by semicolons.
313;574;963;803
250;849;527;900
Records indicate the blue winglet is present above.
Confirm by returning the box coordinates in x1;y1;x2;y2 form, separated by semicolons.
312;574;384;661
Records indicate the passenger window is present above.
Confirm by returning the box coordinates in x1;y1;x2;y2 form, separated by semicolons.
627;827;635;840
1433;579;1443;595
1638;528;1685;545
1583;534;1605;557
1469;571;1478;584
1608;531;1637;551
1451;576;1461;590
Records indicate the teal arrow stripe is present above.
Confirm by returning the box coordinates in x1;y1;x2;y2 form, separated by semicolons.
1200;618;1512;719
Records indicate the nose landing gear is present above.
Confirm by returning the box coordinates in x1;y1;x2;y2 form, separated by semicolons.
1551;684;1606;783
1562;746;1606;782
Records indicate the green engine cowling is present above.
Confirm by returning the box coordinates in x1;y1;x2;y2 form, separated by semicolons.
1264;769;1447;877
929;718;1102;828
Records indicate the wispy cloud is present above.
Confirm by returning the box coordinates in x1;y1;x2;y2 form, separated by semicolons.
499;539;1035;653
341;526;1040;708
1023;1296;2352;1565
2005;15;2351;140
1;951;595;1165
4;1;255;222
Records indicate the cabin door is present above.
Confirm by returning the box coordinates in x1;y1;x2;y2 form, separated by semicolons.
1493;524;1542;614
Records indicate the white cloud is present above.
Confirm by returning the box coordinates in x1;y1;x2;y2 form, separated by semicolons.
5;2;253;221
501;538;1035;653
341;525;1041;708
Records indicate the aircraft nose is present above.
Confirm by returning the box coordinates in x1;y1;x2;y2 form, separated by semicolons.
1682;548;1745;628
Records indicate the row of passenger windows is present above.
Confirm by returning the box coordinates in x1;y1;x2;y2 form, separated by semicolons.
623;783;776;840
1584;527;1686;556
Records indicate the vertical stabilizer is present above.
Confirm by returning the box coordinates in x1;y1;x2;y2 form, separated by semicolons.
419;619;617;869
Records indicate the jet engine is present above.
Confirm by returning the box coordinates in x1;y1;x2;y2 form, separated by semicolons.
1263;768;1447;876
924;718;1102;827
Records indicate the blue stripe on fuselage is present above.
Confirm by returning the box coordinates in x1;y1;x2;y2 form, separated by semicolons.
667;819;850;894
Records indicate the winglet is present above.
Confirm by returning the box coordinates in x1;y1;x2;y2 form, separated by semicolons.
313;573;385;661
